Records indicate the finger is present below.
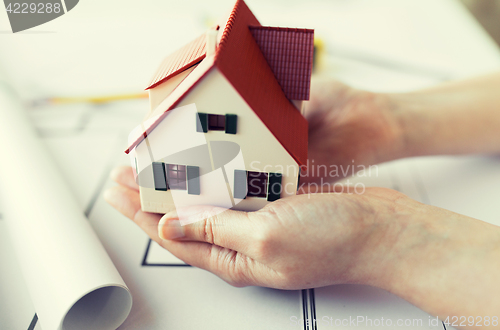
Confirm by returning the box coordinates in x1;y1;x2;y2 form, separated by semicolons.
103;185;140;220
104;185;163;242
110;166;139;191
104;185;269;286
157;205;263;255
105;186;282;287
160;239;279;287
159;240;245;285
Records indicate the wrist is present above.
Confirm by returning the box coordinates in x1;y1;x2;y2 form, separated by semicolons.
371;201;442;289
384;92;432;159
348;90;409;164
348;192;452;290
386;90;467;158
344;189;430;288
370;200;500;318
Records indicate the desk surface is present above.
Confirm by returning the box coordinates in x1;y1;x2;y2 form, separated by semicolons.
1;1;499;329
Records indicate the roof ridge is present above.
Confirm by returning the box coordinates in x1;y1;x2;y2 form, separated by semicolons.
216;0;260;59
249;25;314;33
145;33;206;90
216;0;239;57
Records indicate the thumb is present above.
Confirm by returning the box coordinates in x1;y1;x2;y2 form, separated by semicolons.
157;205;283;288
158;205;262;255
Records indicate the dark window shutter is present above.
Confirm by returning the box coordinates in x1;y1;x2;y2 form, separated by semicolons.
196;112;208;133
233;169;247;199
267;172;282;201
152;162;168;191
297;172;301;192
187;166;200;195
225;114;237;134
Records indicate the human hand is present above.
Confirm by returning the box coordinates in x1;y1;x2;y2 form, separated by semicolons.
104;166;418;290
106;167;500;328
304;78;405;183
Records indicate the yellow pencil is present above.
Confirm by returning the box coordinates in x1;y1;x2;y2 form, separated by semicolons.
52;92;148;104
32;92;148;107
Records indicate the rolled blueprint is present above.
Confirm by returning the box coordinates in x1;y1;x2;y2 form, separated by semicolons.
0;83;132;328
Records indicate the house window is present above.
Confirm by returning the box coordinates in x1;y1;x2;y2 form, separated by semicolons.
152;162;200;194
247;171;268;198
166;164;187;190
233;170;283;201
196;112;237;134
208;114;225;131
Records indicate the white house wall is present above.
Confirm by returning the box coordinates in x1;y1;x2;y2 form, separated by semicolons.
135;67;300;213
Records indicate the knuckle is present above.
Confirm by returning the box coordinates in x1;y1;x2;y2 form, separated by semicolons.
250;206;285;258
251;224;275;258
202;217;216;245
196;207;225;245
260;200;281;217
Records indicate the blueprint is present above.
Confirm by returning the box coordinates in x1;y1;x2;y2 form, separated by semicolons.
1;0;500;329
6;65;500;330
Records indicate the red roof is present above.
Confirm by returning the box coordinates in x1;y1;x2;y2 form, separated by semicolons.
145;33;206;90
127;0;309;166
250;26;314;100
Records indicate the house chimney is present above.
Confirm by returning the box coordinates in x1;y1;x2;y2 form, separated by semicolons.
291;100;305;114
206;29;218;56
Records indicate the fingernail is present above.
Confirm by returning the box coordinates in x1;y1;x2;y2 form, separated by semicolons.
109;167;120;181
103;188;116;205
158;213;185;240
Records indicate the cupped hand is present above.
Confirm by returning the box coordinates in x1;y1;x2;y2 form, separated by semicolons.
304;78;405;183
105;166;419;290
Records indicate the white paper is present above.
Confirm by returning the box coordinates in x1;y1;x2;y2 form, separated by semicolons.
0;84;132;330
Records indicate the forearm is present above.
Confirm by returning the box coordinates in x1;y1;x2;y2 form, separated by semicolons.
372;203;500;329
389;72;500;157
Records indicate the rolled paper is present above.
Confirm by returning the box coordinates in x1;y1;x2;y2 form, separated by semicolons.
0;82;132;330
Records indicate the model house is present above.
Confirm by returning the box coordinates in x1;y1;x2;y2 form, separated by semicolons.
126;0;313;213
